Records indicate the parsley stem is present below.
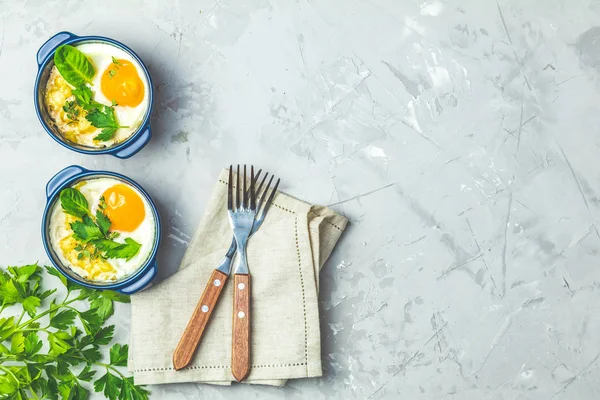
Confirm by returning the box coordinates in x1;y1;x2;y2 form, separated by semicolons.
16;310;25;325
97;362;127;379
15;296;83;331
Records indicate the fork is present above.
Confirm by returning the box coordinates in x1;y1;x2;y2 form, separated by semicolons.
172;166;279;378
228;165;257;382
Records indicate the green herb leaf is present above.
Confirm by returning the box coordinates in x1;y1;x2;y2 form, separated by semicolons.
89;291;129;321
48;332;71;356
58;379;90;400
24;332;43;356
86;106;119;129
78;365;96;382
60;188;90;218
90;296;113;321
0;317;15;339
63;100;79;123
109;344;128;366
121;376;150;400
0;265;149;399
70;215;103;243
92;325;115;346
22;296;41;317
71;85;93;105
79;308;103;334
10;332;25;354
0;279;22;305
96;238;142;261
81;346;102;363
93;372;107;393
106;372;122;400
87;106;128;142
94;127;118;141
50;310;76;330
0;374;17;394
96;209;111;237
53;44;95;87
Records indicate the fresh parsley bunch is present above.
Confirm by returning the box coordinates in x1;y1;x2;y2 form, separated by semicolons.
0;263;149;399
60;188;141;262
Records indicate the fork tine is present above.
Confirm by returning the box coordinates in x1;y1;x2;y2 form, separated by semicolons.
257;174;274;213
236;165;240;210
255;172;269;204
228;166;233;210
261;178;280;217
250;166;256;211
242;165;247;209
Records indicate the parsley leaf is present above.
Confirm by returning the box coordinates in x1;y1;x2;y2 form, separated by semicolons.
0;265;148;398
23;296;41;317
70;214;103;243
10;332;25;354
78;365;96;382
101;238;141;261
94;127;118;141
24;332;43;356
96;209;111;237
92;326;115;346
87;106;128;142
71;85;93;105
109;344;128;366
50;310;76;330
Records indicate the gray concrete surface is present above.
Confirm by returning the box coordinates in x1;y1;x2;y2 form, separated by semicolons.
2;0;600;398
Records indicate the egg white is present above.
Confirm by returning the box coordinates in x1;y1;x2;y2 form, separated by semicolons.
75;42;150;146
49;177;156;283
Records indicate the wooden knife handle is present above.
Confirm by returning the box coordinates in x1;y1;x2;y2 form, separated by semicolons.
232;274;251;381
172;270;228;370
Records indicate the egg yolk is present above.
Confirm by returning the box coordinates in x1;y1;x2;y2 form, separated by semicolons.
102;184;145;232
100;59;144;107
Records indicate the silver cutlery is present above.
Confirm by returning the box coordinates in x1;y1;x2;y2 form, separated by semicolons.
173;166;279;381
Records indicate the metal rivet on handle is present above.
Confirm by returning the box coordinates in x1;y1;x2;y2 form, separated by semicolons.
238;283;245;290
214;279;221;286
238;311;245;318
201;305;209;313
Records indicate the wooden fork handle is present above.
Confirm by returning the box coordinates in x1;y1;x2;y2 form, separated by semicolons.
172;270;228;370
232;274;251;381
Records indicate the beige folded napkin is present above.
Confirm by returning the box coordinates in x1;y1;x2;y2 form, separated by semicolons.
128;169;347;385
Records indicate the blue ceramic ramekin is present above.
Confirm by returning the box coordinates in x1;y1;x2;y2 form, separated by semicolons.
42;165;161;294
34;31;154;159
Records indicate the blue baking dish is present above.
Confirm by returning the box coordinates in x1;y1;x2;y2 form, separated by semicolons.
42;165;161;294
34;31;154;159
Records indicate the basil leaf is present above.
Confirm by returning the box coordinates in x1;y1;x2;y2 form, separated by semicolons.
60;188;89;218
53;45;95;87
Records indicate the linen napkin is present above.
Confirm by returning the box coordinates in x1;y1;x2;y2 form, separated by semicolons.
128;168;348;385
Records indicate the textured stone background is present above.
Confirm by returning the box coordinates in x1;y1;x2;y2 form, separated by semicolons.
1;0;600;398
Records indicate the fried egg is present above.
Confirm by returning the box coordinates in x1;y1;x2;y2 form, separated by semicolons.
44;42;150;148
48;177;156;283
